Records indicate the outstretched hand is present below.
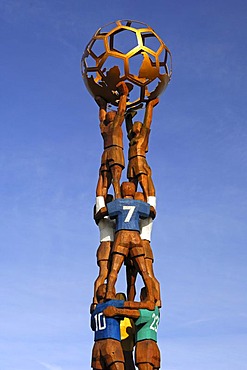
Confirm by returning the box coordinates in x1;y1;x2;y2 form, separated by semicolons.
103;306;117;317
116;81;129;96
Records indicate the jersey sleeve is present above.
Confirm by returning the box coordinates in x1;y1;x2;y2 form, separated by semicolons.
107;200;119;219
91;313;96;331
112;300;125;309
139;201;150;219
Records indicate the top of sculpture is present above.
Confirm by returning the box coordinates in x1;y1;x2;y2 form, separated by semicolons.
81;20;172;109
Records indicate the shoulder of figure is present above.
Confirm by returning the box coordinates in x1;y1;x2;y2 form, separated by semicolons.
92;301;104;315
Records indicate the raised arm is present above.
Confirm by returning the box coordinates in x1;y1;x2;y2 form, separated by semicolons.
95;96;107;124
114;81;129;125
125;111;134;140
143;97;159;130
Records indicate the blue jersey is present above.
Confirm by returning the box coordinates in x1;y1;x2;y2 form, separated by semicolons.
91;300;124;341
107;199;150;232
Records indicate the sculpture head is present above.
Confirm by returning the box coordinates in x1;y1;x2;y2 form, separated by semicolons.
134;191;145;202
116;292;126;301
121;182;135;198
105;110;116;124
140;285;159;306
132;121;142;136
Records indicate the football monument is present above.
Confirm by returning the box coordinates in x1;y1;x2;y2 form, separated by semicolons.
81;19;172;370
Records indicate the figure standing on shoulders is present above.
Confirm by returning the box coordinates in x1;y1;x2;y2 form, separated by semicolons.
95;182;156;303
96;82;129;199
125;98;159;201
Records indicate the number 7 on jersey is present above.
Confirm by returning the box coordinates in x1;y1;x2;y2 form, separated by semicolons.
123;206;135;222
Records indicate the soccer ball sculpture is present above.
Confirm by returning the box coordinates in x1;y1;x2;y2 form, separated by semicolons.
81;20;172;108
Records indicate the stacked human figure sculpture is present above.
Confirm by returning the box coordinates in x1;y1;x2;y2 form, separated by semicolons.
91;82;161;370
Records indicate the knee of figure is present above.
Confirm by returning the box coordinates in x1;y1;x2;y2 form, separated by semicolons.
109;362;125;370
140;269;149;279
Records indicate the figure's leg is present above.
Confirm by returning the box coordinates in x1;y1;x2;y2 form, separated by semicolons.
96;171;104;197
103;170;112;198
96;170;111;199
106;253;125;299
123;351;135;370
111;164;123;199
133;256;154;302
137;174;149;201
93;260;109;304
126;260;138;301
147;175;155;197
145;259;161;306
129;177;138;192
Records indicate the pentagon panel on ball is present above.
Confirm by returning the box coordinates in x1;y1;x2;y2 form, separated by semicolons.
81;19;172;108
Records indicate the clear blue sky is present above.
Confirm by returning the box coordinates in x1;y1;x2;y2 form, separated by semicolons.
1;1;247;369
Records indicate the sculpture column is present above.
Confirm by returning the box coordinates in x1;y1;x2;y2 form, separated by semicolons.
81;19;172;370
